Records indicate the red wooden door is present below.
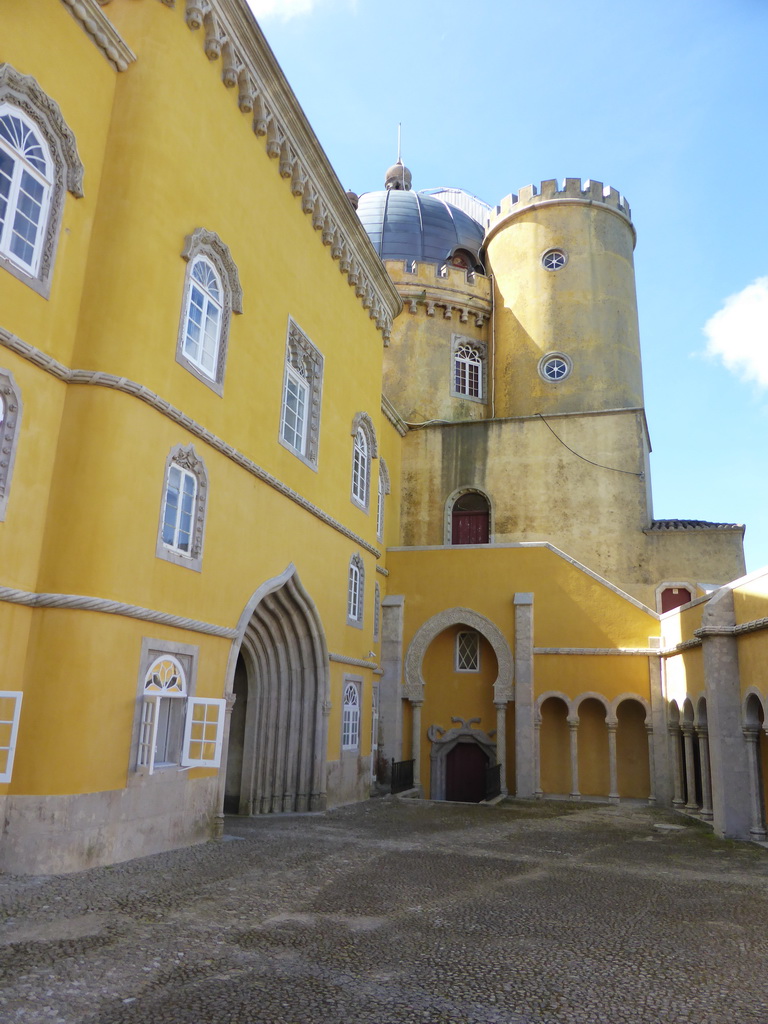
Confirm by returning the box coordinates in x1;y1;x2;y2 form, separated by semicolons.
445;742;488;803
452;510;489;545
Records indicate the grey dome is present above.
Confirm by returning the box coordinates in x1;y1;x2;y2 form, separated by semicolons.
357;189;485;268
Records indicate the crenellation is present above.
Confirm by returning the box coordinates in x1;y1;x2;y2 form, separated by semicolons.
490;177;633;228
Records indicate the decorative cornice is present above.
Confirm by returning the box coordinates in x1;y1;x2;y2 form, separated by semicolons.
179;0;401;341
375;565;389;576
328;652;379;670
533;647;657;656
0;326;381;558
381;394;408;436
60;0;137;72
0;584;237;638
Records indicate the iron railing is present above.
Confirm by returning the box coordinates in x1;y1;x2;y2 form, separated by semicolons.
390;758;415;794
485;762;502;801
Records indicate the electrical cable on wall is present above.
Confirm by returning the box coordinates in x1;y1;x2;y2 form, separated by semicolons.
537;413;644;478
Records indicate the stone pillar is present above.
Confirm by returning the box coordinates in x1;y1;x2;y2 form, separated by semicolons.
410;699;424;796
700;588;753;839
607;719;620;803
214;691;237;838
380;596;405;781
514;593;535;798
743;728;767;840
669;725;685;808
645;724;656;805
568;715;580;800
648;655;672;806
696;727;714;821
682;724;699;812
534;712;543;798
495;702;508;795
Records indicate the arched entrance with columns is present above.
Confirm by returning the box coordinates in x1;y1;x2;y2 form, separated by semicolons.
403;607;514;799
222;565;330;816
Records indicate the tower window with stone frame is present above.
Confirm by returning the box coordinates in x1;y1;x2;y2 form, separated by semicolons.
451;336;487;403
279;319;323;469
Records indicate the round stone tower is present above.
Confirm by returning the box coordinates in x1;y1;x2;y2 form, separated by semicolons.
484;178;643;420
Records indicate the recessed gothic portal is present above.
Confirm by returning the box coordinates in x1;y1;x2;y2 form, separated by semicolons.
224;568;329;815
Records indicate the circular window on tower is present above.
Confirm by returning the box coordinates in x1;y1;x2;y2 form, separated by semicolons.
541;248;568;271
539;352;572;382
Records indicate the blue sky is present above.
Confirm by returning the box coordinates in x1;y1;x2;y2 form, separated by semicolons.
249;0;768;572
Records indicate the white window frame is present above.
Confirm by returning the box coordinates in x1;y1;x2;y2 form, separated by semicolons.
0;690;23;783
456;630;480;672
450;335;487;403
349;411;377;511
0;66;84;297
347;552;365;628
181;696;227;768
342;679;361;751
175;228;242;395
0;368;22;521
156;444;208;572
0;105;52;277
279;318;323;469
181;256;223;379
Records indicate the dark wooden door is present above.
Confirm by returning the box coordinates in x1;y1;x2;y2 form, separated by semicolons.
452;509;489;545
445;742;488;803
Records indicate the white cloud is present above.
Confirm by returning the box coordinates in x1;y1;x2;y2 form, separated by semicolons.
703;277;768;388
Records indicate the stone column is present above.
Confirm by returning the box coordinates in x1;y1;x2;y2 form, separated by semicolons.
682;724;699;812
214;691;237;838
495;702;508;796
380;595;405;782
534;712;543;798
696;727;713;821
648;655;672;807
743;728;767;840
410;699;424;796
568;715;580;800
607;719;620;803
514;593;535;798
645;724;656;806
700;587;753;839
669;725;685;808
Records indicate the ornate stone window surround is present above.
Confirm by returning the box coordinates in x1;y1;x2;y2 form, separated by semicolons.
278;317;323;470
373;582;381;641
347;552;365;629
444;486;495;546
376;457;390;541
176;228;242;396
0;367;22;521
156;444;208;572
0;65;84;298
350;411;378;512
450;334;487;403
131;637;199;777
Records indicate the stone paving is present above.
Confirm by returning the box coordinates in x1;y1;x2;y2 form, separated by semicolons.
2;799;768;1024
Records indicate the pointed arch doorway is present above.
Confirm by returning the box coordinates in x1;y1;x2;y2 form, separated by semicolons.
224;567;329;815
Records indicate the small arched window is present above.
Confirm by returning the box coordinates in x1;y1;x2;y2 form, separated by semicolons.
181;256;223;379
451;491;490;545
347;553;365;627
0;106;52;276
156;444;208;571
352;428;368;507
342;681;360;750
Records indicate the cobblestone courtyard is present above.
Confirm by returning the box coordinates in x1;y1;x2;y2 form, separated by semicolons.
2;799;768;1024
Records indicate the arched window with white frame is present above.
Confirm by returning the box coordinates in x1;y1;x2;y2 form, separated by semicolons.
175;228;242;394
350;412;377;511
0;66;84;296
347;552;365;627
451;336;487;402
342;680;360;750
156;444;208;571
0;106;52;276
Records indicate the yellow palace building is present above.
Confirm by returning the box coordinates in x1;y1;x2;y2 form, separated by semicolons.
0;0;765;874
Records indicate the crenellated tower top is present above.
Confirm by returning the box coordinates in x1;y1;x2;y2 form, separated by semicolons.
486;178;634;247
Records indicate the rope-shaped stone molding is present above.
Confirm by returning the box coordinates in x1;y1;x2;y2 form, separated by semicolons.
182;0;394;342
328;652;380;671
0;585;237;638
0;327;382;560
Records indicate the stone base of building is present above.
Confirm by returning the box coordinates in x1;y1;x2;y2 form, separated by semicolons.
326;753;373;807
0;774;220;875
